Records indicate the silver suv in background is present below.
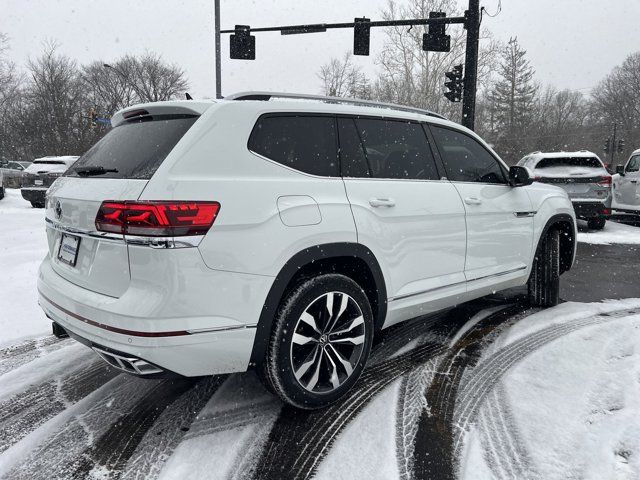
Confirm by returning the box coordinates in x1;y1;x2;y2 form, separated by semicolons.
21;156;78;207
518;151;612;230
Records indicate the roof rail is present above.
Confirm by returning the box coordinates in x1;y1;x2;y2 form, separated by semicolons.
225;91;447;120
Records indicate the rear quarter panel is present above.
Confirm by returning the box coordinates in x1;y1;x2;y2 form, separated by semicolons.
139;102;357;277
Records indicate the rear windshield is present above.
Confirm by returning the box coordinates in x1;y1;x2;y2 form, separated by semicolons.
536;157;602;169
34;160;66;165
67;114;198;179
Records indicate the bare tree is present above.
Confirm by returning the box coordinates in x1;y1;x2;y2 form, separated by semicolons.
0;33;23;159
591;51;640;162
83;52;189;118
373;0;499;119
318;52;372;98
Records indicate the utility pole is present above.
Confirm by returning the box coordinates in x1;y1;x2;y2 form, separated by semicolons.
214;0;222;99
461;0;480;130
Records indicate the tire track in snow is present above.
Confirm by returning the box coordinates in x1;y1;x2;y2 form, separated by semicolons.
451;308;640;459
0;359;118;454
0;335;69;376
477;384;538;480
410;304;526;480
249;304;490;480
69;377;218;479
121;376;227;480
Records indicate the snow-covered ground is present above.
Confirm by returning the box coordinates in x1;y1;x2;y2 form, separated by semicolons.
460;300;640;480
0;189;49;346
578;219;640;245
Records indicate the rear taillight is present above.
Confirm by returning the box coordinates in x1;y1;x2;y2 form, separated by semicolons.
596;176;612;187
95;201;220;236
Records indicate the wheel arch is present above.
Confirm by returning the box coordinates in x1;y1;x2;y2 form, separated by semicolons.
249;242;387;367
535;213;576;274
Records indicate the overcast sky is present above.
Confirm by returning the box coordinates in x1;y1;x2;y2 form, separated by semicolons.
3;0;640;99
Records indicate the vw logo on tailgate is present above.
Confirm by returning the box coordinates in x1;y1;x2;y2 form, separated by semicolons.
55;200;63;220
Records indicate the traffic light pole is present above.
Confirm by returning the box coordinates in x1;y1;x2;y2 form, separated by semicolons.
214;0;222;99
461;0;480;130
611;122;617;166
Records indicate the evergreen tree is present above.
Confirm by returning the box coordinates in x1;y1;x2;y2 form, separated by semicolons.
488;37;538;162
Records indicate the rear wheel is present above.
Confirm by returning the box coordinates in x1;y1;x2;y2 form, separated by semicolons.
31;201;45;208
587;217;606;230
261;274;374;409
528;229;560;307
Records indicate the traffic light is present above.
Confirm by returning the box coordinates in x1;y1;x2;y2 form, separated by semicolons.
603;138;611;153
444;65;463;102
353;17;370;56
617;138;625;153
230;25;255;60
423;12;451;52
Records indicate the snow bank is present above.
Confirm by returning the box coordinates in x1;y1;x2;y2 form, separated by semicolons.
0;189;49;345
578;220;640;245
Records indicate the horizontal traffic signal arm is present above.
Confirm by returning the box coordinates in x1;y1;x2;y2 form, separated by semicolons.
220;16;466;35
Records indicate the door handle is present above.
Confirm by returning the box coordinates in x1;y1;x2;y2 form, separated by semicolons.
369;198;396;208
464;197;482;205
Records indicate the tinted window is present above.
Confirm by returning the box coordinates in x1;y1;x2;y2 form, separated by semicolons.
431;126;507;184
249;116;338;177
626;155;640;172
354;118;438;180
536;157;602;169
68;114;197;179
338;118;370;177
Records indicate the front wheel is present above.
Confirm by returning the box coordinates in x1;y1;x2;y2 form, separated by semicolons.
527;229;560;307
587;217;606;230
261;274;374;409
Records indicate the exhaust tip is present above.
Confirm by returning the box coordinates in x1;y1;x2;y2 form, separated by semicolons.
92;347;163;375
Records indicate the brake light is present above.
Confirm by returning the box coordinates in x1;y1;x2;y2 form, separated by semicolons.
596;176;612;187
95;201;220;236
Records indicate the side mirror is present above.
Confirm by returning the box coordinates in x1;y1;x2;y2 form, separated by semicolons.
509;166;533;187
616;165;625;176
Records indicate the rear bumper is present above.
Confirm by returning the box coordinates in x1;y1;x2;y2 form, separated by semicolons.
37;254;274;377
21;187;47;204
572;201;610;220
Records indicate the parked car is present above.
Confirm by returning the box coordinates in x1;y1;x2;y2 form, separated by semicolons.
21;156;78;207
612;148;640;214
0;160;27;189
37;93;576;409
517;151;612;230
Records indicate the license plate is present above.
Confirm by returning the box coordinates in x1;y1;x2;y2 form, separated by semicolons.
57;233;81;267
34;179;43;186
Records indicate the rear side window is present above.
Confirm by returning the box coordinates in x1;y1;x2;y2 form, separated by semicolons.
353;118;439;180
67;114;198;179
249;115;338;177
431;126;507;184
536;157;603;169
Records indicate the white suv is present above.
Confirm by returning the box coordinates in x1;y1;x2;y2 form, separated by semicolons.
37;92;576;409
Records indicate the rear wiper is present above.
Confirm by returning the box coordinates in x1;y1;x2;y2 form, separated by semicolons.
74;166;118;176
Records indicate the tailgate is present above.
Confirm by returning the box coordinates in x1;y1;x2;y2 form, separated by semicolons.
45;177;148;297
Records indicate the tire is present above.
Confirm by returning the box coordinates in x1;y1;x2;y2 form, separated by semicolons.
261;273;374;409
31;201;45;208
527;229;560;307
587;217;606;230
0;187;4;200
